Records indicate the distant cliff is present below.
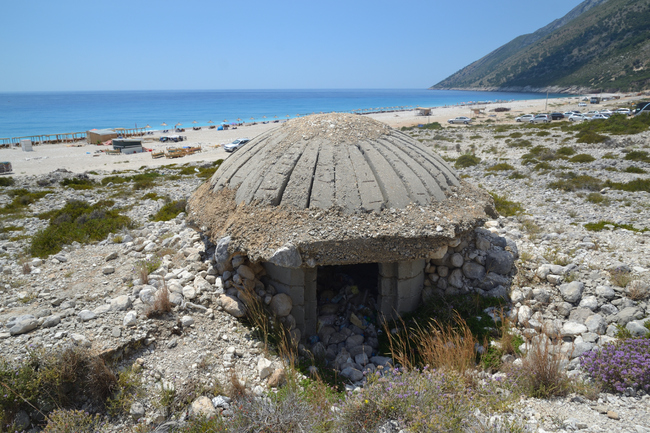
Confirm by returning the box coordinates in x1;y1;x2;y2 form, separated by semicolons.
432;0;650;93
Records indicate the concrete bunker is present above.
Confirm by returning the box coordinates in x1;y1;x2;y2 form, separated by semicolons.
188;113;508;360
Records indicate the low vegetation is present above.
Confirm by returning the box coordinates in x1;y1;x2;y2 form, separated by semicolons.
489;192;524;216
486;162;515;172
150;199;187;222
30;200;131;258
548;173;603;192
584;220;647;233
0;189;50;215
0;177;15;187
569;153;596;163
454;154;481;168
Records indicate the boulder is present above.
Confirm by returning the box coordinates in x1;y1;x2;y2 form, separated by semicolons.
486;250;514;274
219;294;246;318
559;281;584;304
237;265;256;281
189;396;216;419
268;243;302;268
270;293;292;317
462;262;486;280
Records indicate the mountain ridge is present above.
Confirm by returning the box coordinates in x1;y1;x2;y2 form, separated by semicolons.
432;0;650;93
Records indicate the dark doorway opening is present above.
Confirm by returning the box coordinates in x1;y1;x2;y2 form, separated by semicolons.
316;263;379;324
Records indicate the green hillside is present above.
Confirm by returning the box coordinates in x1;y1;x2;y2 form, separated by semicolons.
432;0;650;93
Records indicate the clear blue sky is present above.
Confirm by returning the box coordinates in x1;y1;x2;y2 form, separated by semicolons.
1;0;584;91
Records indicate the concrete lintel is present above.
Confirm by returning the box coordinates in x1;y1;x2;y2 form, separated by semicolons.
263;262;305;286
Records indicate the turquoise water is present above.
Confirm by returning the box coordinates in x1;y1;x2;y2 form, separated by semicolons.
0;89;563;138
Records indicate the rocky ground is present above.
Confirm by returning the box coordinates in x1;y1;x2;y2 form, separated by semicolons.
0;118;649;432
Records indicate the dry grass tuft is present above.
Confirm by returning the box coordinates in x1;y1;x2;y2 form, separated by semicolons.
627;280;649;301
385;312;477;373
145;286;173;319
228;370;248;400
516;331;572;398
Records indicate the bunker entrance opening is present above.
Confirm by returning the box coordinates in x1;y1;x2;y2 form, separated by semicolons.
316;263;379;326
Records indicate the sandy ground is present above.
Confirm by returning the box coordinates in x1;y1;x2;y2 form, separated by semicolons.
1;93;645;177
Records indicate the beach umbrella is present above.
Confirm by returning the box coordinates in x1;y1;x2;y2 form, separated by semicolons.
161;122;167;127
296;114;300;118
145;124;151;129
236;118;242;122
208;120;214;124
274;115;278;119
192;120;198;124
286;115;290;119
250;117;255;122
223;119;228;123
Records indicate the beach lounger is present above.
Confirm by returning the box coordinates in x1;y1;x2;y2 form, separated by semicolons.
151;151;165;159
165;147;186;159
184;146;201;156
105;149;121;155
0;162;12;174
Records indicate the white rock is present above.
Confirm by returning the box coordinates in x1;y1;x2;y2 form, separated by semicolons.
123;311;137;326
562;321;588;337
258;357;274;380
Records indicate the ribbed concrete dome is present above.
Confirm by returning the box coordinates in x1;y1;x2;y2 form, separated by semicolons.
210;113;460;213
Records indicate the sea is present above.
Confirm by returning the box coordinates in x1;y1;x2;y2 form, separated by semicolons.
0;89;564;139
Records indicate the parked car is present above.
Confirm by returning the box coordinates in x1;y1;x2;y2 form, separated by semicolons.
563;112;575;118
568;114;586;122
633;102;650;116
530;114;551;124
599;109;613;115
550;112;564;120
515;114;534;122
447;116;472;124
615;108;631;115
578;102;587;107
589;114;610;121
223;138;250;152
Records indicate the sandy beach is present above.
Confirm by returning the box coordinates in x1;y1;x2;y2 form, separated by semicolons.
1;93;645;177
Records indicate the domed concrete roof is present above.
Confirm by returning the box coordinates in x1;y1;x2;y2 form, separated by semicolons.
211;113;460;213
188;113;495;266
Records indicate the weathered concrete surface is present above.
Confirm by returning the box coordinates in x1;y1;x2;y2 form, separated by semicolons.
188;113;495;266
209;113;461;213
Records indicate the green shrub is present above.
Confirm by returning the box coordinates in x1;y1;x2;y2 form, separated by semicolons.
548;173;604;192
605;178;650;193
584;220;647;232
556;146;576;156
533;162;553;171
454;154;481;168
0;177;15;187
602;152;618;159
624;166;647;174
624;150;650;162
576;131;608;143
30;200;130;257
586;193;609;205
489;192;523;216
0;347;135;428
569;154;596;163
508;171;527;179
60;177;96;190
486;163;515;172
507;139;532;148
509;132;523;138
0;189;49;215
401;122;442;131
536;131;551;137
151;199;187;222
